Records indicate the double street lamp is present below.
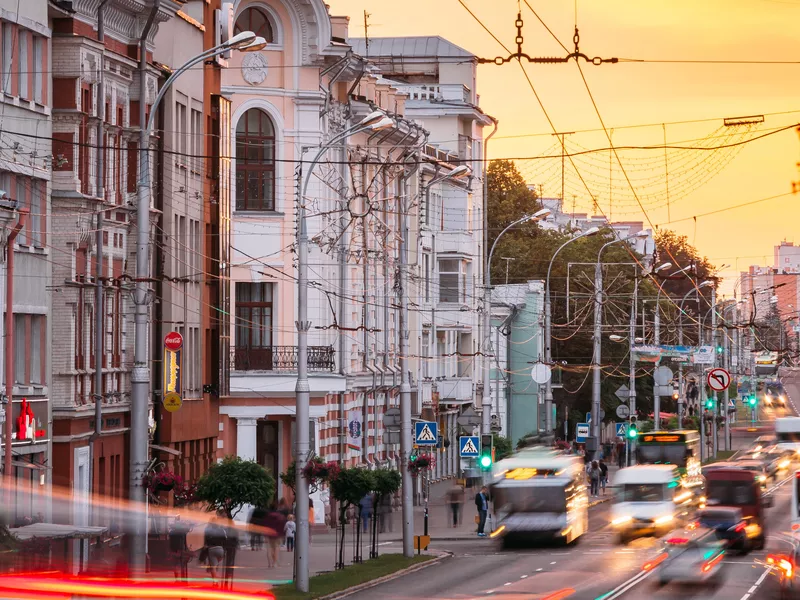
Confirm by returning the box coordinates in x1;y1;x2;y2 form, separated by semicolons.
130;29;266;571
590;231;649;456
544;227;600;433
482;208;551;435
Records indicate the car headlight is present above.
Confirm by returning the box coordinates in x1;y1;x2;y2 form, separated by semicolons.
655;515;674;525
758;475;766;482
612;515;632;527
779;460;791;469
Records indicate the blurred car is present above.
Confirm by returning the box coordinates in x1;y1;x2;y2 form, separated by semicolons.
647;525;726;586
766;385;788;408
731;460;769;491
749;434;776;452
695;507;749;553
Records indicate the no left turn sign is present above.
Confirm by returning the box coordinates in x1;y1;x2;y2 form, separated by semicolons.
707;368;731;392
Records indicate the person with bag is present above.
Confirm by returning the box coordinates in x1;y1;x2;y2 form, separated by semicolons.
599;459;609;495
474;486;489;537
588;460;601;497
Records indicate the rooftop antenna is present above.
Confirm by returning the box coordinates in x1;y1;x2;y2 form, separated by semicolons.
364;10;371;56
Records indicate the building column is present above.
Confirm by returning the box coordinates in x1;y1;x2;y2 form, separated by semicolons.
236;418;258;461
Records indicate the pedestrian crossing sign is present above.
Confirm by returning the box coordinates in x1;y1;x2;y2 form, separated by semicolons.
615;422;628;437
459;436;480;457
415;421;438;445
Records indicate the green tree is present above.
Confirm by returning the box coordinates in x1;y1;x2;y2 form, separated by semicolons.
196;456;275;518
330;468;375;568
370;469;401;558
492;434;513;461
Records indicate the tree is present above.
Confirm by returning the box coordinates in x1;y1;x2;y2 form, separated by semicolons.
492;434;513;461
330;468;375;568
195;456;275;519
370;469;401;558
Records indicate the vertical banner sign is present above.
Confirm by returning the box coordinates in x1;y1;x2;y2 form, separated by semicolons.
347;409;363;451
163;331;183;397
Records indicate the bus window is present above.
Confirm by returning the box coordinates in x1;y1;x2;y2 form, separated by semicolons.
707;480;756;506
637;445;688;466
493;485;568;513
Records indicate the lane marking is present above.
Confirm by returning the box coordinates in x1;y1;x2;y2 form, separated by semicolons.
521;575;528;579
504;582;512;586
536;568;543;572
550;561;557;565
739;567;770;600
597;569;652;600
541;588;575;600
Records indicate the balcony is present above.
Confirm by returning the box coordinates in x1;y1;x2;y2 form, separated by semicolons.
231;346;336;373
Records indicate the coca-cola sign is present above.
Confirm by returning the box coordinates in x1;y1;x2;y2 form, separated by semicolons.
164;331;183;351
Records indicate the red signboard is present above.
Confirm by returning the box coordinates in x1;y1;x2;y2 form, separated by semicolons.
164;331;183;352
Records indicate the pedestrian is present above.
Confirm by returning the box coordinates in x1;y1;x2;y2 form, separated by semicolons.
168;515;192;581
284;514;296;552
378;492;392;533
359;493;373;533
222;513;239;589
277;498;290;546
249;505;266;551
309;500;315;544
263;504;286;568
599;459;609;495
474;485;489;537
617;442;626;468
447;482;465;528
202;517;227;585
589;460;601;497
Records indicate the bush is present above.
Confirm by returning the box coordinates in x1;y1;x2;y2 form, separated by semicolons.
196;456;275;518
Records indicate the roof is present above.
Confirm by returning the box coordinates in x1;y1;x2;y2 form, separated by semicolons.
491;284;528;307
11;523;107;541
348;36;475;59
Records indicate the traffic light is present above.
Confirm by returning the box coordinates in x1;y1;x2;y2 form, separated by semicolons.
716;345;723;354
705;397;714;410
748;395;757;407
479;434;493;470
410;448;418;462
627;419;638;439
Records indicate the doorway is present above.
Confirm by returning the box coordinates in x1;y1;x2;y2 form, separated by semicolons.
256;421;279;496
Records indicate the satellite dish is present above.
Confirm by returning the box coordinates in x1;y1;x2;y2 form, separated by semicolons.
531;363;552;384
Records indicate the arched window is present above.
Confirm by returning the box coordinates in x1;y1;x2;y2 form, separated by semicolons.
234;7;275;43
236;108;275;211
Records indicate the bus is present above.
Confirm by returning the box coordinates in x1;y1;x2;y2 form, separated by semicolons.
489;446;589;546
775;417;800;455
636;431;703;490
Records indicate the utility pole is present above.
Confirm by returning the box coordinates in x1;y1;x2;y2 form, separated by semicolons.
130;4;159;570
711;287;718;457
500;257;514;285
552;132;573;205
363;11;371;56
399;167;415;558
629;274;638;432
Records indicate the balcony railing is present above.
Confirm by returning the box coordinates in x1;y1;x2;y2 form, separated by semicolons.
231;346;336;373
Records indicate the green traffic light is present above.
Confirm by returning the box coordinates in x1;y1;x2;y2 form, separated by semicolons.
480;455;492;468
716;346;723;354
627;427;637;439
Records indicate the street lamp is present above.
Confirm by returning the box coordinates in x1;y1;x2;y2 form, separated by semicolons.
591;231;649;457
130;30;260;572
609;335;645;344
482;208;550;435
295;111;395;586
544;226;600;433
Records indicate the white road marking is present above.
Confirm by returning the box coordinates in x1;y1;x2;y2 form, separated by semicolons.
536;568;543;572
550;561;557;565
520;575;528;579
378;541;393;546
738;568;771;600
599;569;653;600
504;582;512;586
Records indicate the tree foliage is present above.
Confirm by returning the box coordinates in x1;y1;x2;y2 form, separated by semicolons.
196;456;275;518
492;434;513;461
485;159;716;437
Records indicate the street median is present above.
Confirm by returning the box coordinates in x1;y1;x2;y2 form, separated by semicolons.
271;552;447;600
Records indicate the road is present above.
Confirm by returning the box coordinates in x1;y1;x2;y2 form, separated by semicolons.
347;374;800;600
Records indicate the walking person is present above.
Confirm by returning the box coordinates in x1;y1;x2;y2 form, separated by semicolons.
284;514;296;552
264;504;286;568
378;492;392;533
202;517;227;585
599;459;609;495
168;516;192;581
249;505;266;551
588;460;601;497
222;513;239;589
474;486;489;537
359;493;373;533
447;482;465;528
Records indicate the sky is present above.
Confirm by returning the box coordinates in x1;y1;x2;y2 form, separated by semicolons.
327;0;800;295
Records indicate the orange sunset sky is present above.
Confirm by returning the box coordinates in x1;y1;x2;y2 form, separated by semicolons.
328;0;800;294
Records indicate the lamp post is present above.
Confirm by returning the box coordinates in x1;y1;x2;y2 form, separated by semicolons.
130;30;264;571
483;209;550;434
295;111;394;589
544;227;600;434
591;231;648;457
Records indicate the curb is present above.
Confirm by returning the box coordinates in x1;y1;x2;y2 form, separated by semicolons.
316;551;452;600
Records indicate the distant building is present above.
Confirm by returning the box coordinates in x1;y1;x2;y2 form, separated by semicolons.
775;241;800;274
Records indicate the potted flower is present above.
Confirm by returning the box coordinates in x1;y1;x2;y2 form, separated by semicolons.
144;471;183;494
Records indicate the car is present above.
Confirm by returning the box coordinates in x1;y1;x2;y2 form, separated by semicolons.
695;507;749;552
750;435;776;452
647;525;726;586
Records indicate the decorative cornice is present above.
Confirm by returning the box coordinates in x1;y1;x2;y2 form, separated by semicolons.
71;0;182;51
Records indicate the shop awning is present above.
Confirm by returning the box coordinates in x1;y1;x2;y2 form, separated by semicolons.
11;459;51;471
11;523;107;541
150;444;182;457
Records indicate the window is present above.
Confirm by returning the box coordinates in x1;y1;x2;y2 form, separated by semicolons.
12;314;44;385
235;109;275;211
17;30;27;100
234;7;275;43
175;100;187;162
620;484;665;503
191;108;202;172
15;176;26;245
438;259;467;303
30;179;42;247
2;23;13;95
234;282;274;370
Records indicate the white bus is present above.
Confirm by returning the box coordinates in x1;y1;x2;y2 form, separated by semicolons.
775;417;800;454
489;447;589;546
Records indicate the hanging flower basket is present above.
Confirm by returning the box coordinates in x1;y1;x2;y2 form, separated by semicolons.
408;454;434;476
301;458;341;493
143;471;183;495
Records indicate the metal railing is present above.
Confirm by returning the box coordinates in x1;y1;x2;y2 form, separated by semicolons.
231;346;336;372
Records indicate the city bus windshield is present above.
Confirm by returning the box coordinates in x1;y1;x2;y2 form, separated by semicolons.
776;431;800;443
493;485;567;513
706;479;756;506
636;444;687;467
619;484;665;502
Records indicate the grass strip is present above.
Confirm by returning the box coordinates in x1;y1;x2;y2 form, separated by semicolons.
272;554;435;600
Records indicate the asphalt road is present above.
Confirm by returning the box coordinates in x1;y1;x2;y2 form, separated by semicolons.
348;380;800;600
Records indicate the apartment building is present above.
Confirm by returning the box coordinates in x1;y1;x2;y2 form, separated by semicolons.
0;1;53;521
49;0;179;504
